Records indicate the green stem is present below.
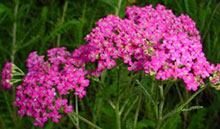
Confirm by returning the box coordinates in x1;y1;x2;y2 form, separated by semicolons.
155;120;161;129
69;112;102;129
115;66;121;129
155;85;164;129
0;114;6;129
175;83;183;102
180;87;205;109
115;0;122;16
93;98;102;125
75;96;80;128
133;96;141;129
11;2;19;127
159;85;164;119
11;3;18;63
12;64;25;75
184;0;189;14
3;91;15;125
115;98;121;129
10;79;22;84
202;3;220;42
57;1;68;47
162;87;206;120
164;81;172;95
11;72;24;76
122;96;139;121
68;113;80;129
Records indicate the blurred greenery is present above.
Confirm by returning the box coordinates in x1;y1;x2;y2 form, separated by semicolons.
0;0;219;129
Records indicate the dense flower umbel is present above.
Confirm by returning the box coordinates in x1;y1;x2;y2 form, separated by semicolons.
14;47;89;127
126;5;215;91
72;4;215;91
1;62;13;90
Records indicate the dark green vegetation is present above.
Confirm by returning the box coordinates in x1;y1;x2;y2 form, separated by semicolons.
0;0;220;129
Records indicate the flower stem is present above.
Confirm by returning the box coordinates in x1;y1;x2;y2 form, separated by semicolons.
75;96;80;128
175;82;183;102
133;95;141;129
122;96;139;120
57;1;68;47
69;112;102;129
93;98;102;125
115;0;122;16
159;85;164;119
115;98;121;129
11;3;18;63
11;2;19;127
0;114;6;129
202;3;219;42
67;113;80;129
155;85;164;129
162;87;206;121
3;92;14;123
179;87;205;109
115;67;121;129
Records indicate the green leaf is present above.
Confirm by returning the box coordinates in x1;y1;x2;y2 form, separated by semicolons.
136;120;154;129
182;106;203;112
161;114;181;129
136;80;155;105
99;0;117;8
44;121;54;129
187;109;207;129
0;4;8;14
43;19;80;43
16;35;40;51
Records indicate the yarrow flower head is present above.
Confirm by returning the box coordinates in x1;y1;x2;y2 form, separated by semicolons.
14;47;89;127
72;4;214;91
125;4;215;91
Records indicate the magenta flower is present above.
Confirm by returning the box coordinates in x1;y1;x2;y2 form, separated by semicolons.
75;87;86;99
14;48;90;126
1;62;13;90
71;4;214;91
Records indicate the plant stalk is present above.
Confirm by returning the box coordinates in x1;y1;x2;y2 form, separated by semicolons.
57;1;68;47
68;113;80;129
11;3;18;63
115;98;121;129
122;96;139;120
133;95;141;129
11;2;19;127
115;67;121;129
115;0;122;16
0;114;6;129
75;96;80;128
69;112;102;129
155;85;164;129
162;87;206;121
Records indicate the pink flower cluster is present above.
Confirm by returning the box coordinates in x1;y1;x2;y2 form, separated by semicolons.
1;62;13;90
14;47;89;127
72;4;217;91
1;4;220;127
126;5;215;91
125;5;216;91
